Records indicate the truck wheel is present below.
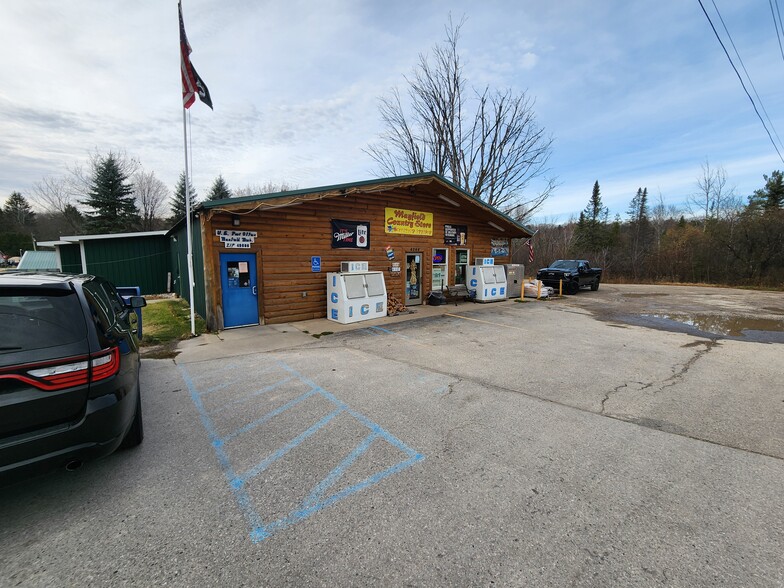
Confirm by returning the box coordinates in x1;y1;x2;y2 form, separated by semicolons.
567;281;579;295
591;279;600;291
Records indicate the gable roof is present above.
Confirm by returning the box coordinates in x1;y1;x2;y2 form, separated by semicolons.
190;172;533;237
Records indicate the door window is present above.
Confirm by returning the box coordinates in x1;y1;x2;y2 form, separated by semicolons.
406;254;422;303
432;248;447;290
455;248;470;285
227;261;251;288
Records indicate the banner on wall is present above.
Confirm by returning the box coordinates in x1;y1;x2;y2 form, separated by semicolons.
331;219;370;248
385;207;433;235
490;238;509;256
444;224;468;245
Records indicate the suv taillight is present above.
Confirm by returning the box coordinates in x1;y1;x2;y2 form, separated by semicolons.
0;347;121;391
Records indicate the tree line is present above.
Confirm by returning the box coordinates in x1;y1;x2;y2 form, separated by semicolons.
530;164;784;289
0;150;295;258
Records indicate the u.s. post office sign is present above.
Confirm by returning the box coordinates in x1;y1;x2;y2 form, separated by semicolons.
216;229;257;249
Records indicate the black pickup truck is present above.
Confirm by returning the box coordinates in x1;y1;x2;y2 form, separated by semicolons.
536;260;602;294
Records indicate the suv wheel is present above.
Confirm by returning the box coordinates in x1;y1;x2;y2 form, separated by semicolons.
591;279;600;291
120;384;144;449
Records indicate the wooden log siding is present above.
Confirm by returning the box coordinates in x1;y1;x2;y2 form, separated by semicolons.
202;187;519;325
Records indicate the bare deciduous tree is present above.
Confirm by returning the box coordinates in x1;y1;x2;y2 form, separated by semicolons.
233;181;298;197
133;170;169;230
32;176;73;214
365;17;556;221
687;160;736;227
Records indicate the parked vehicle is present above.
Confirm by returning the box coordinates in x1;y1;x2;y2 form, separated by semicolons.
0;272;146;484
536;260;602;294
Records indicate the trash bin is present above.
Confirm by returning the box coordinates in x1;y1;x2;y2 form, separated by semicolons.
427;291;446;306
117;286;143;339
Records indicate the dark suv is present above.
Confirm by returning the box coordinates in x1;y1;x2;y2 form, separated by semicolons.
0;272;146;483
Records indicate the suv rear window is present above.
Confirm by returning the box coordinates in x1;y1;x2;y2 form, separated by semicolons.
0;288;87;353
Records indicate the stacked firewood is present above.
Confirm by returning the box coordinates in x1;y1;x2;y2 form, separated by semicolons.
387;294;407;316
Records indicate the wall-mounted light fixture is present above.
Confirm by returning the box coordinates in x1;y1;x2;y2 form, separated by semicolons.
487;221;505;232
232;216;241;227
438;194;460;207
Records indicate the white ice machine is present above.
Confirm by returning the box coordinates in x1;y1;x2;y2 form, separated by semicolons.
327;265;387;324
468;260;507;302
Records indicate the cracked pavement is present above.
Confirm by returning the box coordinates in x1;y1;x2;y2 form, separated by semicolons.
1;284;782;586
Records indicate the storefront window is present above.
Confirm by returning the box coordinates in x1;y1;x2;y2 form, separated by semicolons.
455;248;470;285
432;248;447;290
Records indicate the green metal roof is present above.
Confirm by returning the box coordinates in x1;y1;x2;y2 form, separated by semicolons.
18;251;59;271
193;172;534;237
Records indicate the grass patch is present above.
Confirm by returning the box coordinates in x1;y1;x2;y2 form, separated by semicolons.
140;299;206;346
311;331;333;339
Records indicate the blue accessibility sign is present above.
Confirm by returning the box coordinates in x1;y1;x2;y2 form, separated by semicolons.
311;256;321;272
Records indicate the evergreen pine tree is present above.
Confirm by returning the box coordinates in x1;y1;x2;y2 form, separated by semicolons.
4;191;36;232
206;175;232;201
584;181;607;224
170;171;199;222
748;170;784;212
574;181;610;253
80;153;140;234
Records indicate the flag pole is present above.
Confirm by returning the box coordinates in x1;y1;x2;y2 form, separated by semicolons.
183;108;196;337
179;0;212;337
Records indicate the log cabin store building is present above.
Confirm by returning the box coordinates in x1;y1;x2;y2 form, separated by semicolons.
176;172;532;330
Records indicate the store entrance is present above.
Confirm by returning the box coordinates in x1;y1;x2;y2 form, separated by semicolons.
405;253;423;305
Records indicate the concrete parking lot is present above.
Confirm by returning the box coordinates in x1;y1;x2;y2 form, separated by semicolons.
1;284;782;586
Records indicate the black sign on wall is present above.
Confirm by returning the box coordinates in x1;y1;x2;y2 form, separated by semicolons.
331;219;370;249
444;224;468;245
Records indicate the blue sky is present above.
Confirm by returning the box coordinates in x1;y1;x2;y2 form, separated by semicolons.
1;0;783;222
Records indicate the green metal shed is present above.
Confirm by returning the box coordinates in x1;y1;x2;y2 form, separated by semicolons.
166;218;206;320
37;231;172;295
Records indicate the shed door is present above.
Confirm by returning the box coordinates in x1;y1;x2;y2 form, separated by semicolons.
220;253;259;328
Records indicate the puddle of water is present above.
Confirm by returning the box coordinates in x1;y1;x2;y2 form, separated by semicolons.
641;313;784;340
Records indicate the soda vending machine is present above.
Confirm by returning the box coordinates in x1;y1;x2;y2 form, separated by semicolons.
327;262;387;324
468;258;508;302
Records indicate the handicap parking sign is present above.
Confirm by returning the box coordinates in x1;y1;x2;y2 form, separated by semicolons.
311;256;321;272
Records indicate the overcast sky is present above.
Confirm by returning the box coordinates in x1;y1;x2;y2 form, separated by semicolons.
2;0;783;222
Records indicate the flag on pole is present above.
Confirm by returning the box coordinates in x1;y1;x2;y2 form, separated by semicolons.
527;239;534;264
179;2;213;110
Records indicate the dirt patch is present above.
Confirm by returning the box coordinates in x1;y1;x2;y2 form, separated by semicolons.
140;341;180;359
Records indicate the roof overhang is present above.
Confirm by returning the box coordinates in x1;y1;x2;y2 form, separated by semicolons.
56;231;168;242
197;172;533;238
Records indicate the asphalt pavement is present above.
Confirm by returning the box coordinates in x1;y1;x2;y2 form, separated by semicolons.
1;285;782;587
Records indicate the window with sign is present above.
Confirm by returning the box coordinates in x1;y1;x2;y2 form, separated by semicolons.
226;261;251;288
432;248;447;290
455;248;470;285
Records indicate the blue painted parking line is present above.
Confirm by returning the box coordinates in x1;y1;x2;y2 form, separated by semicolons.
368;325;409;339
179;360;425;543
211;376;294;415
232;408;343;489
220;387;320;445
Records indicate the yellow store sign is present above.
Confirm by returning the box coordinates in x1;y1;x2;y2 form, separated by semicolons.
385;207;434;235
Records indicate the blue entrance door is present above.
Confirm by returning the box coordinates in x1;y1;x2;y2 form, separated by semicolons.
220;253;259;328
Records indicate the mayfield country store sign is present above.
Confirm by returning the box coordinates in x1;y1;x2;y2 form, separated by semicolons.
385;207;434;236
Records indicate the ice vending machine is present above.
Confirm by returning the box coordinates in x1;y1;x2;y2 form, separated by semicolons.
503;264;525;298
327;263;387;324
468;259;508;302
